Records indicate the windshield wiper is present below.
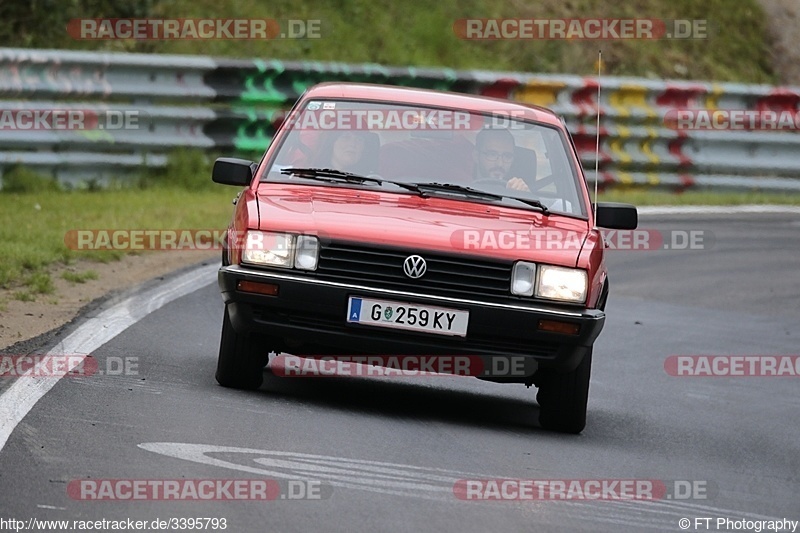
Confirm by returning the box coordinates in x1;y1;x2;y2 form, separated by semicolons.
412;182;499;197
280;167;425;195
411;182;550;215
500;196;550;215
279;171;550;214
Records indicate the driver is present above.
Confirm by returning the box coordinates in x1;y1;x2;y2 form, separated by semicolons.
473;128;530;192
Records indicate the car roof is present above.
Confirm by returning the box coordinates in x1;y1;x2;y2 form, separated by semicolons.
300;82;563;127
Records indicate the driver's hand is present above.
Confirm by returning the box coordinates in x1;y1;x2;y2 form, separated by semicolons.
507;177;530;192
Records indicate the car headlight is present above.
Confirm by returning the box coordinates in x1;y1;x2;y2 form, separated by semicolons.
241;231;319;270
535;265;588;303
294;235;319;270
242;231;294;268
511;261;536;296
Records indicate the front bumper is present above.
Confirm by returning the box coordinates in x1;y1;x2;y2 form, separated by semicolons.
218;265;605;373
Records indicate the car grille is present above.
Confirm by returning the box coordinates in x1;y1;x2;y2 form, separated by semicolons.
313;241;513;299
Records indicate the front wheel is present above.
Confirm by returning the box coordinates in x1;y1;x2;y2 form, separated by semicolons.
215;306;271;390
535;349;592;434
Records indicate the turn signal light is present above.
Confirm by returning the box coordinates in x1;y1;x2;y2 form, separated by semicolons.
537;319;580;335
236;280;279;296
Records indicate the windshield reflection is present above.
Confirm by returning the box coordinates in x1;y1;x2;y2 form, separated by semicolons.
262;100;586;216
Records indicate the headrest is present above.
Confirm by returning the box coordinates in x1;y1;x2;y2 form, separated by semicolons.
509;146;537;181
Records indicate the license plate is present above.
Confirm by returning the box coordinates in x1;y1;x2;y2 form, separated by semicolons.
346;297;469;337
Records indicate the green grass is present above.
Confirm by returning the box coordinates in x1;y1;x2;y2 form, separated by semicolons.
62;270;99;284
0;187;236;290
2;0;776;83
0;149;235;291
25;271;55;294
13;291;36;302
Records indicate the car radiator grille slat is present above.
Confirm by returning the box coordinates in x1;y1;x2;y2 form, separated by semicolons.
314;242;513;298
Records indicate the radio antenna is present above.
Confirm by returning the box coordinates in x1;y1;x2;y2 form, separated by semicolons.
593;50;602;226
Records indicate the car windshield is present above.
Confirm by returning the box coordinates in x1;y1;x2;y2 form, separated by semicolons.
260;99;587;217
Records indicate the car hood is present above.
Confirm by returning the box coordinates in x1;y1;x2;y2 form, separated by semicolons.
256;183;589;267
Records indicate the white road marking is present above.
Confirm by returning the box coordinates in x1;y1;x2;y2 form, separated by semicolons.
0;263;219;452
138;442;473;498
139;442;783;529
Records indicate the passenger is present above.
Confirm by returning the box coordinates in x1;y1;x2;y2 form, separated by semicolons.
311;131;379;175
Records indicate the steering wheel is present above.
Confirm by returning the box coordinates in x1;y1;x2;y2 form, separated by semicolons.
472;175;557;195
525;174;557;193
470;178;513;194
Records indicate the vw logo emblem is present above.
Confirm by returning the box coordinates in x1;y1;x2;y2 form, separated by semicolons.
403;255;427;279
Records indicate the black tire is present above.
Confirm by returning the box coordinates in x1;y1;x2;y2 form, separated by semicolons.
535;349;593;434
215;306;271;390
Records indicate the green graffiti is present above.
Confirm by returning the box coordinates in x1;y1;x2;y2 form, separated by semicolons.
241;59;290;105
229;60;460;156
232;106;283;155
362;63;391;79
391;67;459;91
76;130;115;143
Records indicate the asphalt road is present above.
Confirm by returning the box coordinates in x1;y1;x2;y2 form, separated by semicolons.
0;213;798;533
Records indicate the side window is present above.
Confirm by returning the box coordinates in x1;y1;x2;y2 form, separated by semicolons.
543;130;585;215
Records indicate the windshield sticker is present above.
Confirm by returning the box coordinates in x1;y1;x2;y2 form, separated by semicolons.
323;102;336;109
306;101;321;110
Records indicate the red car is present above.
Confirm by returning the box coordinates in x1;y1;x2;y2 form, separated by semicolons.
212;82;637;433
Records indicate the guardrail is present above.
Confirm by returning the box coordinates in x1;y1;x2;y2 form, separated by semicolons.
2;47;800;191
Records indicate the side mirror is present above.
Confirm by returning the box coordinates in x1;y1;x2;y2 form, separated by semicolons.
212;157;255;186
594;202;638;229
